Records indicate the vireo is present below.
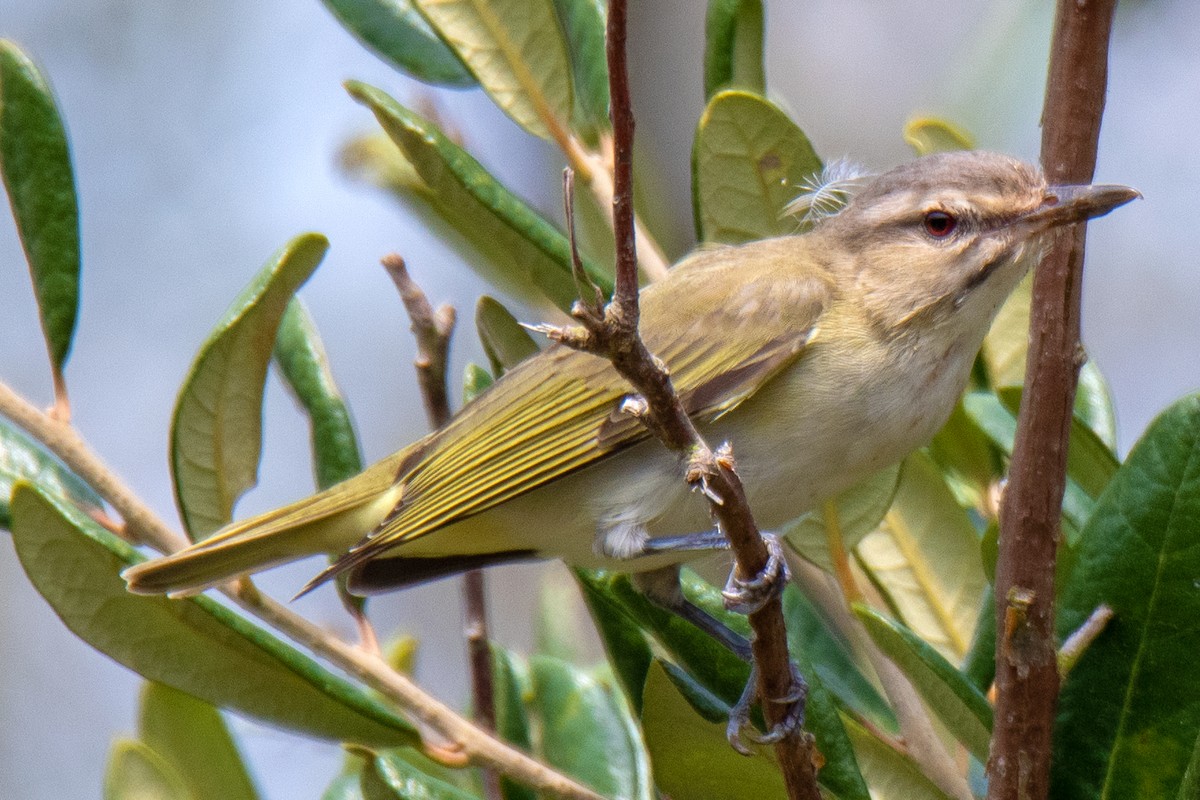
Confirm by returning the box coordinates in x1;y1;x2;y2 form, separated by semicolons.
124;151;1136;601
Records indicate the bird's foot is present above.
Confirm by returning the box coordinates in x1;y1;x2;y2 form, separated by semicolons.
725;662;810;755
722;532;789;615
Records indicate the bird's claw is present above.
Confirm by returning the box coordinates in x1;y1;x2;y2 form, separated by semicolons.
722;533;789;615
725;663;809;754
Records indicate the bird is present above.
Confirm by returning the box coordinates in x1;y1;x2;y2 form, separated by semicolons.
124;151;1136;616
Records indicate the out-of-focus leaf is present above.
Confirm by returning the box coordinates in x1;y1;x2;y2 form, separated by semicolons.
703;0;765;98
640;660;785;800
171;233;328;539
490;645;536;800
1052;393;1200;800
534;569;586;662
927;399;1002;510
413;0;573;141
104;740;191;800
573;569;654;713
274;300;364;490
854;605;992;762
783;463;902;572
1076;359;1119;450
461;363;494;405
363;751;480;800
980;272;1031;388
9;483;418;746
530;654;653;800
347;83;610;311
902;117;975;156
1178;731;1200;800
961;581;996;692
139;682;259;800
842;717;953;800
475;296;540;376
783;587;897;733
551;0;609;136
322;768;366;800
855;452;985;663
0;416;102;528
322;0;475;86
0;41;80;377
692;89;822;244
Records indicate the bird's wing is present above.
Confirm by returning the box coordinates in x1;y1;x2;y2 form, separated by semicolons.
310;239;831;585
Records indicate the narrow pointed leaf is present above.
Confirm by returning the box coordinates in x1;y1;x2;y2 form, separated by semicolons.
927;399;1003;510
322;0;475;86
692;89;821;244
475;296;540;375
364;752;481;800
104;740;191;800
961;584;996;692
413;0;573;141
171;233;328;538
902;117;974;156
640;660;786;800
842;717;953;800
274;299;364;490
853;604;992;762
348;83;610;310
980;271;1031;388
1178;731;1200;800
0;41;80;375
573;569;654;713
1052;394;1200;800
9;483;419;746
703;0;766;98
783;462;902;573
551;0;609;136
490;645;536;800
855;452;985;663
530;654;653;800
1075;359;1119;450
0;416;102;528
139;682;259;800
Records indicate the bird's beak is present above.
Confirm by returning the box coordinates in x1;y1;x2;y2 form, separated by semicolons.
1022;183;1141;230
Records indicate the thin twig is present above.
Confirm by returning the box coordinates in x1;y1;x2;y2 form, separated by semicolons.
542;4;821;798
990;2;1118;799
383;254;501;800
0;379;602;800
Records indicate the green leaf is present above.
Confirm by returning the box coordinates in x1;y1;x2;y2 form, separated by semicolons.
853;605;992;763
475;296;540;376
841;717;953;800
1075;359;1119;451
551;0;609;136
0;415;102;528
490;645;536;800
322;0;475;86
692;89;822;244
1052;393;1200;800
323;768;366;800
783;587;897;734
902;117;975;156
640;660;785;800
139;682;259;800
104;740;192;800
461;363;494;405
347;83;610;311
573;569;654;713
1178;730;1200;800
783;463;902;573
9;482;419;746
960;584;996;692
273;299;364;490
703;0;766;98
855;452;986;664
529;654;653;800
0;41;80;376
413;0;573;141
980;271;1031;389
171;233;328;538
363;751;481;800
927;399;1003;510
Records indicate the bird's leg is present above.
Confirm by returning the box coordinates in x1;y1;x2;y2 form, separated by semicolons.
721;531;789;615
631;564;808;752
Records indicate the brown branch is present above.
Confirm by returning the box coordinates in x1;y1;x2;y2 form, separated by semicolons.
383;254;500;800
541;4;822;798
989;3;1118;799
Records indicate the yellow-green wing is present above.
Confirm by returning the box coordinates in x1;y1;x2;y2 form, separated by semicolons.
321;237;831;580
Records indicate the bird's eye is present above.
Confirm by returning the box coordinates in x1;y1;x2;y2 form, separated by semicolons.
923;210;957;238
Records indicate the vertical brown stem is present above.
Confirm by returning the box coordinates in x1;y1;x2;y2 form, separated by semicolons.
989;3;1118;799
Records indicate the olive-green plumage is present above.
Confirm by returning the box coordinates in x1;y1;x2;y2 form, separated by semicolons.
123;151;1136;598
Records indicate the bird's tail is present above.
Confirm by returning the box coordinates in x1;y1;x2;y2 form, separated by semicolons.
123;453;408;596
